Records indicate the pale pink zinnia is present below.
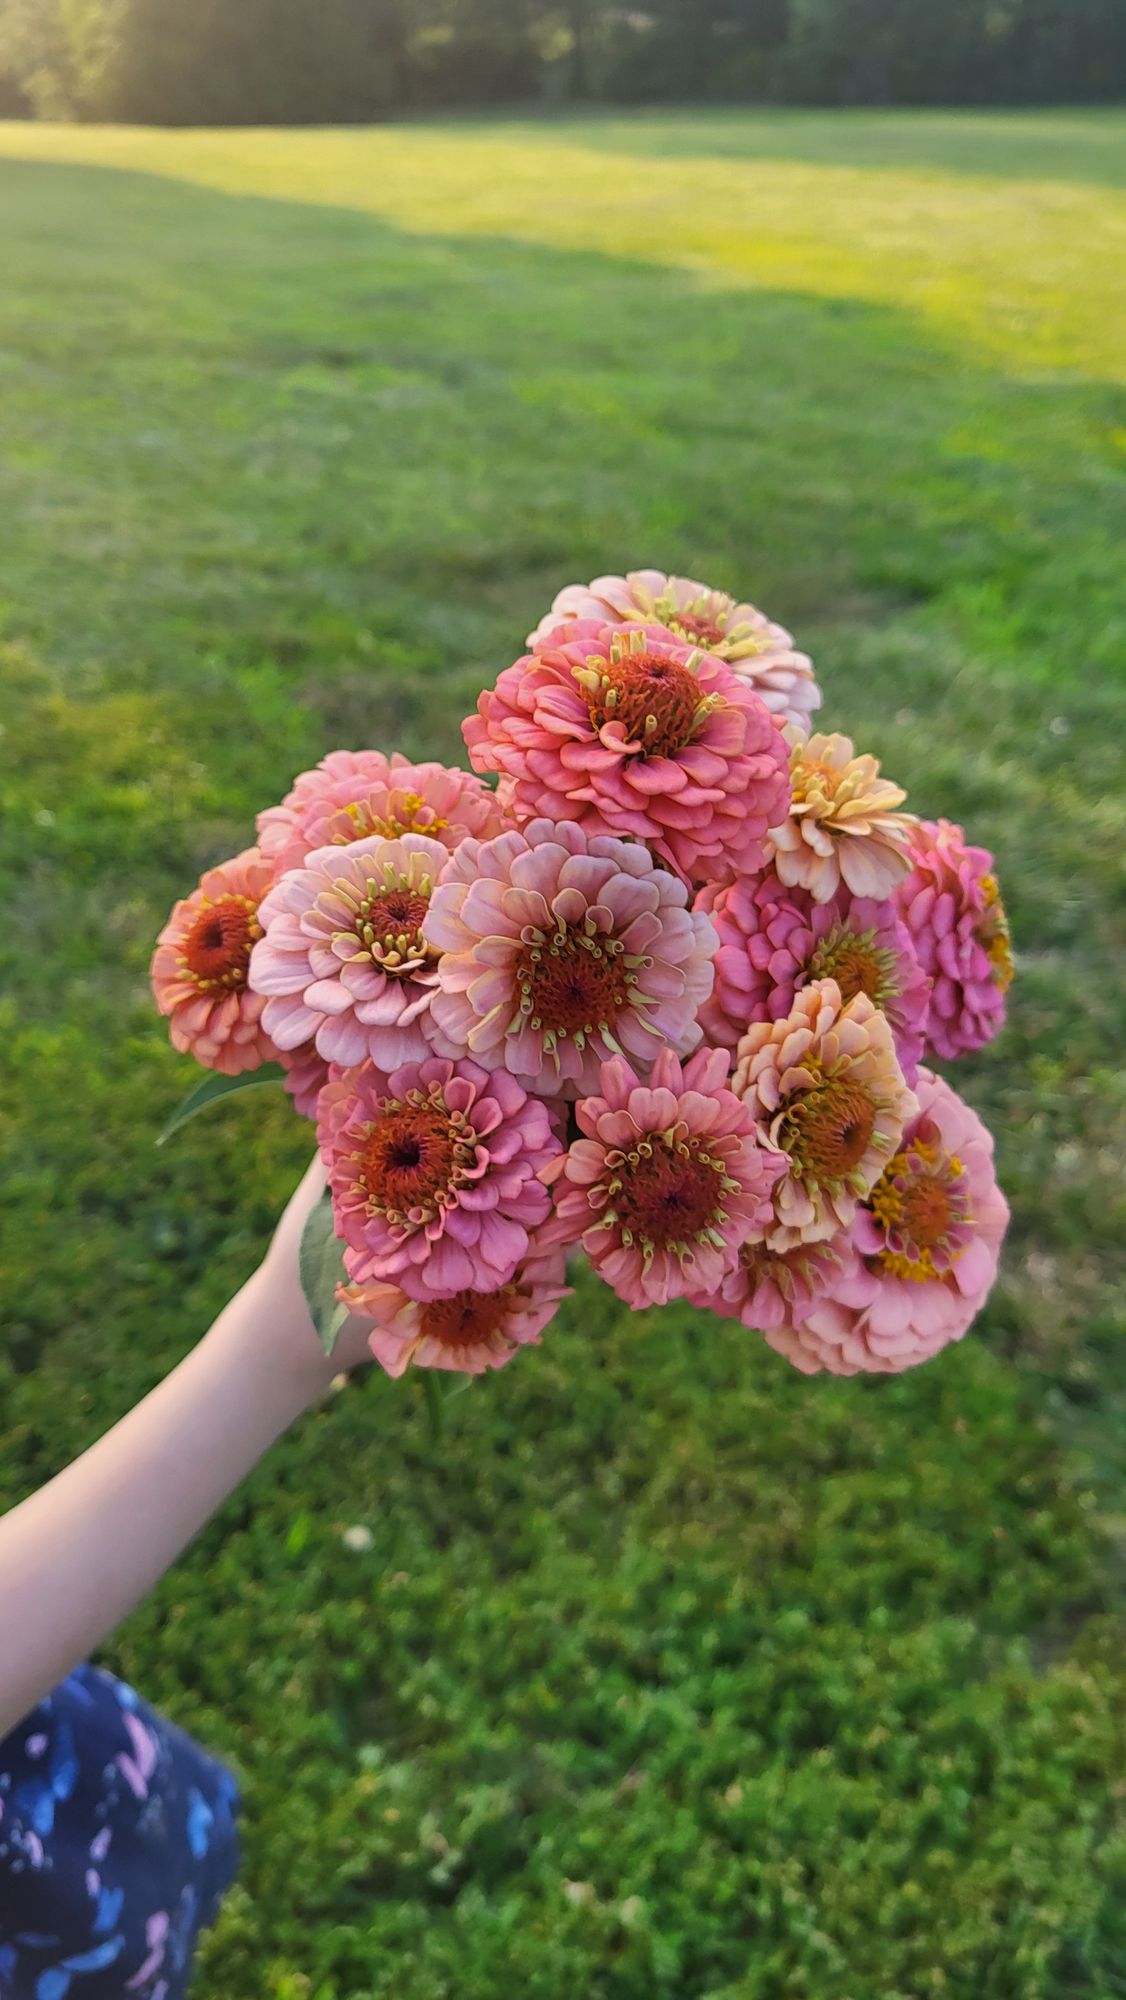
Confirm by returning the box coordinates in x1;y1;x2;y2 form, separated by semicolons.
424;817;717;1098
895;818;1013;1061
464;622;791;887
257;748;506;879
341;1238;570;1378
248;833;449;1071
732;978;916;1252
151;847;278;1075
527;569;821;735
762;1069;1009;1376
543;1046;785;1309
689;1232;858;1333
325;1055;561;1301
697;868;930;1083
767;731;916;904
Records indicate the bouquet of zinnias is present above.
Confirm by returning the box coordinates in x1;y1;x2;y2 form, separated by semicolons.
153;570;1013;1383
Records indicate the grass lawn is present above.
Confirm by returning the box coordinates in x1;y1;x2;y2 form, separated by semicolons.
1;107;1124;1998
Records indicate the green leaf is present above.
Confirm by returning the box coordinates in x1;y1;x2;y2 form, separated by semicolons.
156;1063;285;1146
299;1188;349;1357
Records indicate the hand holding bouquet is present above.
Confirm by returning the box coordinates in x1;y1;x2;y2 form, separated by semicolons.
153;570;1013;1386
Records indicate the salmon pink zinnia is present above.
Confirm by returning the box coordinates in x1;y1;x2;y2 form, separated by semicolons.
325;1055;561;1301
151;847;277;1075
527;569;821;736
733;978;916;1252
424;818;718;1098
767;731;916;904
464;623;791;887
762;1069;1009;1375
697;868;930;1083
341;1238;570;1377
544;1046;785;1308
895;818;1013;1060
248;833;449;1071
257;748;506;880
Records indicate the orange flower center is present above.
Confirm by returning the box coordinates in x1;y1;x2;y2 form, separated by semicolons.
181;895;262;993
418;1287;514;1352
516;924;634;1046
356;1097;469;1221
606;1132;729;1259
977;874;1014;993
806;925;896;1010
573;632;721;758
780;1075;877;1183
869;1137;972;1282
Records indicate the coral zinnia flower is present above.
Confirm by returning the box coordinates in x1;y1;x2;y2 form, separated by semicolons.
762;1069;1009;1375
895;818;1012;1060
341;1238;570;1377
464;622;791;887
732;978;916;1252
325;1055;560;1301
424;817;718;1099
697;867;930;1083
248;833;449;1071
151;847;278;1075
527;569;822;736
767;731;916;904
544;1046;785;1309
257;749;506;879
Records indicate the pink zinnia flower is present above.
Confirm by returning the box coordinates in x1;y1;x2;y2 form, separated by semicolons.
279;1044;331;1119
464;622;791;886
689;1232;858;1333
697;868;930;1083
325;1055;561;1301
424;817;717;1098
895;818;1013;1060
341;1237;570;1377
732;979;916;1252
544;1046;785;1308
257;748;506;879
151;847;277;1075
762;1069;1009;1375
527;569;821;735
248;833;449;1071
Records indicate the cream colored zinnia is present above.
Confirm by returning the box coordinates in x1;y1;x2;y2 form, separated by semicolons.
733;978;917;1252
767;731;916;904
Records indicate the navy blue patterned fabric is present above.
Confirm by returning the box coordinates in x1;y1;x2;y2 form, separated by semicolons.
0;1666;239;1999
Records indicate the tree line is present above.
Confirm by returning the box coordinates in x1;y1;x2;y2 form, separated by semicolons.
1;0;1123;123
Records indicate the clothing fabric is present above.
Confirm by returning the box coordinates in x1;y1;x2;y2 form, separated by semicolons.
0;1665;239;1999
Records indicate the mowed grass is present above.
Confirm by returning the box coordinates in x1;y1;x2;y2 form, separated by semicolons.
0;109;1124;1998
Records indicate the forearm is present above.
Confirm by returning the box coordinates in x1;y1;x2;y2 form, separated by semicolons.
0;1267;325;1737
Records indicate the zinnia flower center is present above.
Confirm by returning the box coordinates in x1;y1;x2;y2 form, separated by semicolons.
355;1089;476;1222
602;1129;732;1264
977;875;1014;992
806;925;897;1010
336;792;448;844
869;1138;972;1282
664;611;725;648
574;632;722;758
346;869;435;975
516;923;634;1046
181;895;262;992
418;1286;514;1352
779;1073;878;1182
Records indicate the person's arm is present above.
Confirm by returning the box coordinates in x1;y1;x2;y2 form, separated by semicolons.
0;1158;370;1738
